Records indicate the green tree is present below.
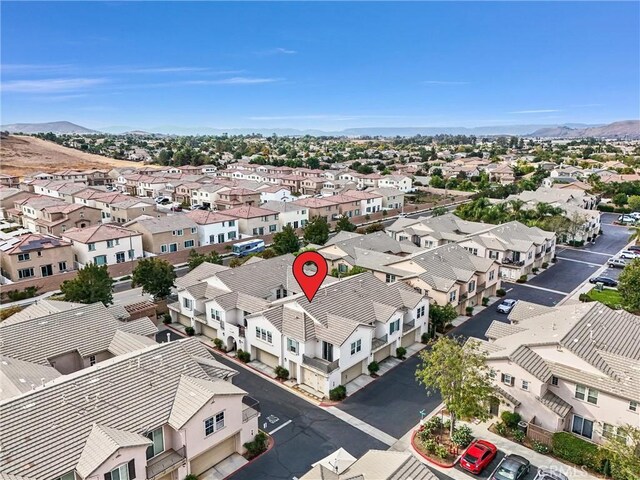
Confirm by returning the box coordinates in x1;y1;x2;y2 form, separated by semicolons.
431;206;447;217
60;263;114;305
618;259;640;312
603;424;640;480
627;195;640;212
613;193;628;207
429;302;458;333
272;225;300;254
303;216;330;245
430;175;445;188
416;337;494;436
131;257;176;300
335;215;357;233
187;249;223;270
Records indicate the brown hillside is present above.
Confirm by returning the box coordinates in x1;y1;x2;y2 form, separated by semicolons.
0;135;152;178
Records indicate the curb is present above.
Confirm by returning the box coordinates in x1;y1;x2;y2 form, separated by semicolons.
410;429;458;469
221;432;275;480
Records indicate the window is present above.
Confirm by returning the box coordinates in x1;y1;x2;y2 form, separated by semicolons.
571;415;594;439
107;239;115;248
528;251;533;260
468;280;476;292
89;355;96;366
161;244;168;253
350;339;362;355
173;229;184;236
183;298;193;310
501;373;515;386
55;473;75;480
88;243;96;251
269;224;277;233
191;227;197;234
385;273;396;283
228;220;235;226
575;384;598;404
630;401;638;412
107;461;135;480
211;309;221;321
94;255;107;266
116;252;125;263
128;249;135;259
390;319;400;334
338;264;348;273
257;328;272;343
58;261;67;271
41;264;53;277
551;375;559;386
287;338;299;354
169;243;178;252
17;253;30;262
489;270;495;281
228;231;236;240
322;341;334;362
204;411;225;436
489;250;499;260
521;380;529;391
184;239;195;248
145;427;164;459
449;291;457;303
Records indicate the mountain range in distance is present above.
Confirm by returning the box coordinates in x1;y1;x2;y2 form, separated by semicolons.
2;120;639;139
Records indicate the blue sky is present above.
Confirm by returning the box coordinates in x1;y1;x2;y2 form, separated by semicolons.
2;2;639;131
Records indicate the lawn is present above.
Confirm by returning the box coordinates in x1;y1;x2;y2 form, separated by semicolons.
587;287;623;309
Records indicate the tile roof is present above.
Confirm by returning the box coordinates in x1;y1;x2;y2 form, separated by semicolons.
125;214;198;233
540;390;572;418
222;205;278;219
174;262;230;290
185;210;236;225
107;330;158;356
62;224;141;244
0;233;71;255
1;299;83;326
0;355;62;401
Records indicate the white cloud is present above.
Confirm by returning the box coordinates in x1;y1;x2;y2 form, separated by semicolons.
257;47;298;55
509;109;562;114
1;78;107;93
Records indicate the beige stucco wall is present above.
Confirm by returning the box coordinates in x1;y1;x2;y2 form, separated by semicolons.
2;244;75;281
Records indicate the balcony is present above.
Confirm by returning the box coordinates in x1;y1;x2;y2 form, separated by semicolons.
477;282;487;291
372;334;388;351
404;319;415;329
545;246;553;253
502;258;524;267
242;395;261;423
302;354;340;374
147;447;186;480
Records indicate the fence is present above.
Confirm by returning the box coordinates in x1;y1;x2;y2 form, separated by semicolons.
527;418;554;446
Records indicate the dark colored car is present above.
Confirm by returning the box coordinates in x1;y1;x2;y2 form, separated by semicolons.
170;205;183;212
627;245;640;253
589;276;618;287
459;439;498;474
497;299;517;314
490;454;530;480
534;468;569;480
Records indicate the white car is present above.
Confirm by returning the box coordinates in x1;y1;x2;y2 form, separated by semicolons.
618;215;637;225
607;257;627;268
620;250;640;260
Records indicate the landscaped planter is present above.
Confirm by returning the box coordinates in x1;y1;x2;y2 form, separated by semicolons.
410;416;469;468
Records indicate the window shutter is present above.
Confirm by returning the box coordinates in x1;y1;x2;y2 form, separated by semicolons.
500;373;505;383
128;459;136;479
510;376;515;386
104;473;112;480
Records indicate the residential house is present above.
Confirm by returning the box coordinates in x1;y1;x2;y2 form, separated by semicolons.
370;187;405;210
473;301;639;445
257;185;295;204
246;272;428;397
223;205;280;237
186;210;239;245
95;195;159;224
191;183;229;208
386;213;489;248
300;176;326;195
62;223;143;267
344;190;384;215
215;188;262;210
0;233;75;281
124;214;200;255
0;337;259;479
0;174;20;188
378;174;413;192
19;196;102;236
292;197;341;222
261;201;309;229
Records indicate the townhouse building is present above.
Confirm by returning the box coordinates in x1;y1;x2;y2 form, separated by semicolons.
0;174;20;188
191;183;229;208
300;176;326;195
325;194;362;218
370;187;405;210
261;200;309;229
215;188;261;210
257;185;295;204
0;233;75;281
0;188;34;220
222;205;280;237
100;196;160;224
378;174;413;192
343;190;384;214
62;223;144;267
292;197;341;222
124;214;200;255
186;210;239;245
472;301;639;446
19;196;102;236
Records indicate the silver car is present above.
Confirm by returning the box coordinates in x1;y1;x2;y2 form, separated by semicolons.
607;257;627;268
497;299;517;314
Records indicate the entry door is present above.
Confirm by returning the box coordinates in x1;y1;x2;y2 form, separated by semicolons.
41;264;53;277
218;233;225;243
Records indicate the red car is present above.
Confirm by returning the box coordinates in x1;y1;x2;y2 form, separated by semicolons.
459;439;498;474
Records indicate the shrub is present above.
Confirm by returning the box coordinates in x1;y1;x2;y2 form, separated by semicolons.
495;422;508;436
213;338;224;349
496;288;507;297
451;425;474;447
225;245;232;251
396;346;407;359
500;411;521;429
579;293;594;303
434;444;449;459
329;385;347;401
532;440;550;454
365;214;371;220
513;429;526;443
236;349;251;363
443;419;451;431
6;286;39;302
532;267;539;274
274;366;289;380
482;297;490;306
423;416;443;434
421;332;430;344
423;437;438;453
162;313;172;324
465;306;474;316
243;432;268;459
542;262;549;269
598;204;615;212
184;475;198;480
516;275;528;283
551;432;602;471
368;361;380;375
185;326;195;336
382;210;388;216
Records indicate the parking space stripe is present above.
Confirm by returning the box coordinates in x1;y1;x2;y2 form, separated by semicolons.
555;256;603;267
504;282;569;295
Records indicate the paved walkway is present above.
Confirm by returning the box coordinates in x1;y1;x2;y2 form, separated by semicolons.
200;453;247;480
325;406;398;447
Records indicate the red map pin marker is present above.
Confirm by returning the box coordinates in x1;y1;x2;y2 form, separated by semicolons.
292;251;328;302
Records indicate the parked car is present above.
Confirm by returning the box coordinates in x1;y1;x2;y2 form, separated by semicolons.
620;250;640;260
170;204;183;212
618;215;637;225
534;468;569;480
607;257;627;268
628;245;640;252
589;276;618;287
459;439;498;474
490;454;530;480
497;299;517;314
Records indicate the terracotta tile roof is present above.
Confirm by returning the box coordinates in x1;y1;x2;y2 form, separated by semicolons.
62;223;141;244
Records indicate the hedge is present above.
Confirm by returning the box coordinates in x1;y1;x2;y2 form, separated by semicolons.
551;432;604;472
329;385;347;401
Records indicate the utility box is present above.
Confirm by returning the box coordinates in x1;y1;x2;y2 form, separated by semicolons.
517;420;528;434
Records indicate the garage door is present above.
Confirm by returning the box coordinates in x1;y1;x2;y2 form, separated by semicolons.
401;330;416;348
201;323;217;339
341;361;362;385
178;314;191;328
190;433;237;475
374;344;392;363
255;348;279;368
